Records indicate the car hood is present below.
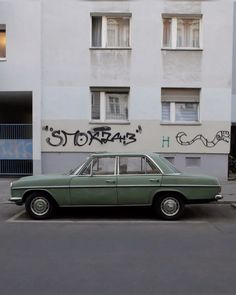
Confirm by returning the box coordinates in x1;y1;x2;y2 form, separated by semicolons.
11;174;73;188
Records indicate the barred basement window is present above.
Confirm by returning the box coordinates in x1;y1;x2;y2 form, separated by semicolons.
164;157;175;165
186;157;201;167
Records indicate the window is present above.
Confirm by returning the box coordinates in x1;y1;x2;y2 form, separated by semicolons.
0;25;6;59
91;15;130;48
161;88;200;123
162;15;201;49
92;157;115;175
91;88;129;122
119;156;160;175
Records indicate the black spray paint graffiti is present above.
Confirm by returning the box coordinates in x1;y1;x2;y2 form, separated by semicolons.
43;125;142;147
176;131;230;148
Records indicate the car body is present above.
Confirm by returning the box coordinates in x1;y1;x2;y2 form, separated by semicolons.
9;152;222;220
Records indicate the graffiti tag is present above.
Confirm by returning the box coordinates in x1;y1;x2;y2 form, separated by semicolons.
176;130;230;148
162;136;170;148
43;125;142;147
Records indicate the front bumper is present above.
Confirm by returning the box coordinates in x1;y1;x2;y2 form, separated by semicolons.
8;196;23;206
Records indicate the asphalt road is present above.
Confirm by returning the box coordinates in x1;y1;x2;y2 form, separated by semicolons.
0;204;236;295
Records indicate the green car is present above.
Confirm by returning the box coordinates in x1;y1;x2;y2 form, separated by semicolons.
9;152;222;220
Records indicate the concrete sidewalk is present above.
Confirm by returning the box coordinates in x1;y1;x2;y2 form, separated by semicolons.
0;177;236;204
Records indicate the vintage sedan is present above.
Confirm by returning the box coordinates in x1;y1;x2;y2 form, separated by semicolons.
9;152;222;220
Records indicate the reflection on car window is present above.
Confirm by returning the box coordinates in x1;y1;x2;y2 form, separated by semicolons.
92;157;115;175
119;156;160;175
81;162;92;176
159;156;181;173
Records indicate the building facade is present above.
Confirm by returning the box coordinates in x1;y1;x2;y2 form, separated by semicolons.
231;0;236;176
0;0;233;181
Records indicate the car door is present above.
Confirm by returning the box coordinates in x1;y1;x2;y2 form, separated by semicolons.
117;156;162;205
70;156;117;205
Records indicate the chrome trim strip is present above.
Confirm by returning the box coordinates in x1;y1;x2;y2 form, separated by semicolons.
9;197;22;201
12;184;220;190
70;185;157;188
161;184;220;187
13;185;117;190
60;204;151;208
70;185;117;188
12;186;69;190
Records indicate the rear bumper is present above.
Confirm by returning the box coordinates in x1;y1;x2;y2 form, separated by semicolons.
215;194;223;201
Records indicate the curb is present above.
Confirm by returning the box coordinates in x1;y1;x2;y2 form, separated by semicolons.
0;201;13;205
231;203;236;209
217;201;236;205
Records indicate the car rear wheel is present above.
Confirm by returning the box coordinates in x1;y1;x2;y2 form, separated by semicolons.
154;194;185;220
25;192;56;220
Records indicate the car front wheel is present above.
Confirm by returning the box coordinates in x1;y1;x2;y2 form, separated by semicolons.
25;192;56;220
154;194;185;220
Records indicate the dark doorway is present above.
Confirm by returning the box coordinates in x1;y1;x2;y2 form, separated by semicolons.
0;92;32;176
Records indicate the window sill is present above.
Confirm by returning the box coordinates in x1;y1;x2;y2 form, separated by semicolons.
0;58;7;62
161;48;203;52
90;47;132;51
160;122;202;126
89;120;131;125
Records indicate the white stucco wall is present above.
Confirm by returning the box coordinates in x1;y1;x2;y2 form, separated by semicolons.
232;1;236;123
0;0;233;179
41;0;232;155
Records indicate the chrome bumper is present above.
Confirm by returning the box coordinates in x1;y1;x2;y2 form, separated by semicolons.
215;194;223;200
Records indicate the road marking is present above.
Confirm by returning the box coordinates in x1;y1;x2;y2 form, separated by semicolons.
6;210;26;222
0;201;13;204
6;211;207;224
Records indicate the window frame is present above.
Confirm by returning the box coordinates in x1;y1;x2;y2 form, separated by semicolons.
91;156;116;176
161;88;201;124
161;101;200;124
90;88;130;123
90;14;132;49
80;156;117;176
118;156;162;176
0;24;6;61
162;15;202;50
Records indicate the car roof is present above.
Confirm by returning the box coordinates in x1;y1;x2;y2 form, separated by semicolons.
90;152;161;158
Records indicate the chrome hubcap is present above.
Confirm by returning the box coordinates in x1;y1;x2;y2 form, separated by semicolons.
31;197;49;216
161;197;180;217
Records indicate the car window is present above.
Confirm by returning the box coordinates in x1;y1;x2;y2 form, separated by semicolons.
145;158;161;174
92;157;116;176
80;162;92;176
158;156;181;173
119;156;160;175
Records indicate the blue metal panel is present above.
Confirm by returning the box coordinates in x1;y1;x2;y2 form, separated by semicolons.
0;139;32;160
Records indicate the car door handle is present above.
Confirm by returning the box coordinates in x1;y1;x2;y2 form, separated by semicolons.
106;180;116;184
149;179;160;183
